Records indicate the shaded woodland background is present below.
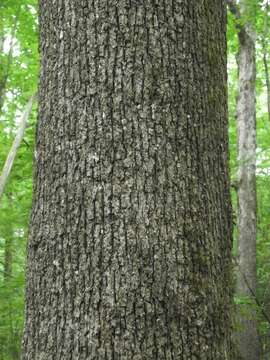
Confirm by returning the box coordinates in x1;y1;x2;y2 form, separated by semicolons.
0;0;270;359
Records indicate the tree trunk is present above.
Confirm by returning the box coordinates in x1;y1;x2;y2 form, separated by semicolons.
235;4;260;359
22;1;232;359
262;2;270;122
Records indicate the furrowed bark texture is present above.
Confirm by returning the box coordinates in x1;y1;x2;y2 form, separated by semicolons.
22;1;232;359
235;14;260;360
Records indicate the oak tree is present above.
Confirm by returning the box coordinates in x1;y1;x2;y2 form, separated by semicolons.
22;1;233;359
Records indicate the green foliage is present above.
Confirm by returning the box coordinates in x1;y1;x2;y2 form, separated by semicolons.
0;1;37;359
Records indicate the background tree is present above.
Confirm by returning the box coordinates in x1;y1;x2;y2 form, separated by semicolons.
228;0;260;358
261;1;270;122
22;1;233;359
227;1;270;358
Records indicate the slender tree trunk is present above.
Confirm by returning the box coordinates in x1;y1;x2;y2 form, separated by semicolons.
262;2;270;122
263;51;270;122
234;2;260;359
22;1;232;359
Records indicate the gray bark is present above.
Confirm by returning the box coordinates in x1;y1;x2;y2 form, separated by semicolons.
234;1;260;359
22;1;233;359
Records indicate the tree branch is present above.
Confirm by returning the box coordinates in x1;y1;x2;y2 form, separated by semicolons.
0;94;37;201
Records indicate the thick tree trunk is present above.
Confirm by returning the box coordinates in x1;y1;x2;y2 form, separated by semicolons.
235;9;260;360
22;1;232;359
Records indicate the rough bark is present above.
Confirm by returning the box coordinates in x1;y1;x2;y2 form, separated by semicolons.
22;1;232;359
234;2;260;359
